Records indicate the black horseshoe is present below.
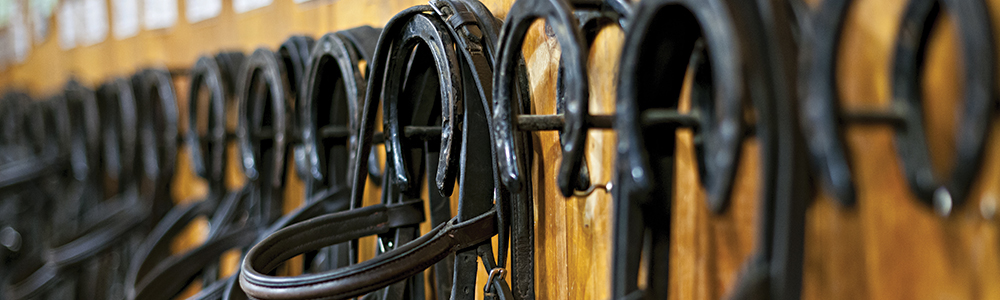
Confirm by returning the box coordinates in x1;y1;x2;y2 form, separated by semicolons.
381;14;463;197
240;3;517;299
799;0;996;213
617;1;743;212
547;1;630;193
493;0;590;198
613;0;745;297
279;35;316;97
0;92;31;162
236;48;293;224
891;0;996;212
187;54;239;195
131;69;180;225
97;78;139;194
65;80;102;184
299;27;380;198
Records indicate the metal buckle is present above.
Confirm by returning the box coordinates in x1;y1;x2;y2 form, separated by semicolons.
483;267;507;296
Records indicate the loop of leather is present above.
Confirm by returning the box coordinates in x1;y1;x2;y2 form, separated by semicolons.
241;3;520;299
240;205;495;300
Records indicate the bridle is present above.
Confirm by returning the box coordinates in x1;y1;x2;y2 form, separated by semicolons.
238;1;528;299
216;27;385;300
124;65;251;300
1;94;70;299
4;80;151;300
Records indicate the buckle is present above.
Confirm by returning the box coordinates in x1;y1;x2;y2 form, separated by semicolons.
430;0;483;53
483;267;507;296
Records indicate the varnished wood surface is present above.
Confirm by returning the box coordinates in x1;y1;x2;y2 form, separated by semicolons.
2;0;1000;299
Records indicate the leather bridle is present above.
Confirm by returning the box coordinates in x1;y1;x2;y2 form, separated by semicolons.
125;58;256;300
203;26;393;300
4;80;147;300
1;94;70;300
238;1;528;299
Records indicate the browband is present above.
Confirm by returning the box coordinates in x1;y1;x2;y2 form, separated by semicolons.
241;202;489;299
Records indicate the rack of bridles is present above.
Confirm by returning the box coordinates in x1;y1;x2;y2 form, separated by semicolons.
0;0;995;299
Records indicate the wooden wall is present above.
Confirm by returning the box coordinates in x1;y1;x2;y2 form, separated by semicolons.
1;0;999;299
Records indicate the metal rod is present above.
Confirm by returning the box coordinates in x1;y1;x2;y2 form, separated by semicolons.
639;109;700;128
513;114;617;131
840;109;906;128
401;126;442;140
319;126;352;139
305;125;439;144
516;115;565;131
515;110;699;132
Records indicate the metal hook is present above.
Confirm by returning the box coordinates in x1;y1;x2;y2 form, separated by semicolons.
572;181;613;197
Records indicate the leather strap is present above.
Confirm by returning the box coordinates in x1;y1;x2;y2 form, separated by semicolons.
133;225;258;300
279;35;316;98
47;190;147;267
123;61;240;300
5;79;150;299
240;2;528;299
240;204;493;299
